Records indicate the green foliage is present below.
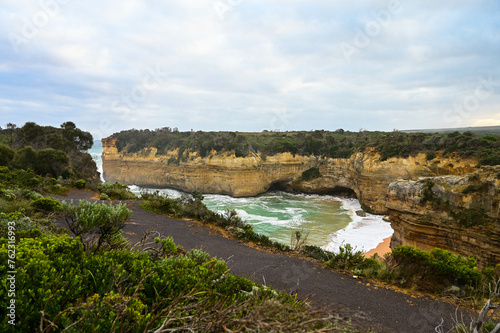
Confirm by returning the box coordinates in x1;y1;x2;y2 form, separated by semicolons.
30;197;63;212
73;179;87;189
0;121;100;185
12;146;37;171
187;248;212;265
97;182;136;200
298;167;322;182
0;167;42;189
450;208;488;227
301;244;330;262
0;234;340;332
388;246;481;291
99;192;110;200
110;128;500;165
154;236;180;256
60;200;132;251
421;178;436;204
34;148;70;177
324;244;371;271
0;212;42;239
0;143;15;166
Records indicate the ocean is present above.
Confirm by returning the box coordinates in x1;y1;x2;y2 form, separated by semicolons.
89;140;393;253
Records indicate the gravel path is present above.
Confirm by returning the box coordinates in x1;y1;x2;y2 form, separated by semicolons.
56;190;472;332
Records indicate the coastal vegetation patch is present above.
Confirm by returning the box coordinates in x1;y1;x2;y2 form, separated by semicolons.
109;128;500;166
0;122;100;184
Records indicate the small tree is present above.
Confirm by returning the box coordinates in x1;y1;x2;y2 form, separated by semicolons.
0;143;15;166
61;200;132;251
35;148;70;178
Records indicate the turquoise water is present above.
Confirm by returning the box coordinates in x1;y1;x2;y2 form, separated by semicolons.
202;192;352;247
91;140;393;251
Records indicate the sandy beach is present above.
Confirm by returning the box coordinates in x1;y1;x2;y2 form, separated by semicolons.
364;236;392;258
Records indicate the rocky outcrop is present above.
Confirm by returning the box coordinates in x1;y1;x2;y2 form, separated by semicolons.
102;138;477;214
386;168;500;268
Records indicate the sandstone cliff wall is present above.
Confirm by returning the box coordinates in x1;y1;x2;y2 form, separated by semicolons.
102;138;477;214
386;168;500;268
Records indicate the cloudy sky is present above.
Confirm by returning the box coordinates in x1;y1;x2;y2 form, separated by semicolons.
1;0;499;139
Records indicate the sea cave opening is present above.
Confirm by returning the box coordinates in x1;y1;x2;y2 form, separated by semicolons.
267;181;357;199
323;186;357;198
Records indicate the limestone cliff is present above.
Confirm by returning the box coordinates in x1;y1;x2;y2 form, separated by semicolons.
386;167;500;268
102;138;477;214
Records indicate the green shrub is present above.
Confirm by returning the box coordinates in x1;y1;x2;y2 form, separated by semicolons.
30;197;62;212
0;144;15;166
97;182;136;200
60;200;132;250
325;244;367;271
298;167;322;182
0;212;42;239
388;246;481;292
187;248;212;265
21;189;43;200
0;197;31;215
154;236;180;257
40;178;67;195
301;245;330;262
450;208;488;227
0;189;17;201
34;148;70;178
73;179;87;189
99;193;110;200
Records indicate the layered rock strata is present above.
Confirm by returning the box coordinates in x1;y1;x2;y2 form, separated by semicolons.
386;168;500;268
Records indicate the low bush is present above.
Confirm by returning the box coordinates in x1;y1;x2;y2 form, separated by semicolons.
324;244;369;271
60;200;132;251
30;197;62;212
0;197;31;215
73;179;87;189
97;182;136;200
387;246;481;292
99;192;110;200
301;245;330;262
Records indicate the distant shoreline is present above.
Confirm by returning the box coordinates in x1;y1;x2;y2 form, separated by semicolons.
402;125;500;135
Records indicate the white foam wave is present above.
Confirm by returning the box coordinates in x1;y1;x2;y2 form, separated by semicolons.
129;185;184;199
323;198;393;253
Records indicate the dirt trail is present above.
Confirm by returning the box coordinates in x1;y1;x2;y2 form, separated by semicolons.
57;190;472;332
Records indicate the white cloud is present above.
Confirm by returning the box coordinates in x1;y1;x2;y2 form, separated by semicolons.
0;0;499;136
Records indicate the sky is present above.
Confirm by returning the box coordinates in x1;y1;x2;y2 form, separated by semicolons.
1;0;500;139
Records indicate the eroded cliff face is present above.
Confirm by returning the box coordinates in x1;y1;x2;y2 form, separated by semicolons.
386;168;500;268
102;138;477;214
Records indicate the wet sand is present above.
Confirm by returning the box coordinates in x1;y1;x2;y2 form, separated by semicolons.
364;236;392;258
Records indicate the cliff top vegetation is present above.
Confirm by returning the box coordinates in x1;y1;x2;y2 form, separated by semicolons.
0;121;100;184
109;128;500;165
